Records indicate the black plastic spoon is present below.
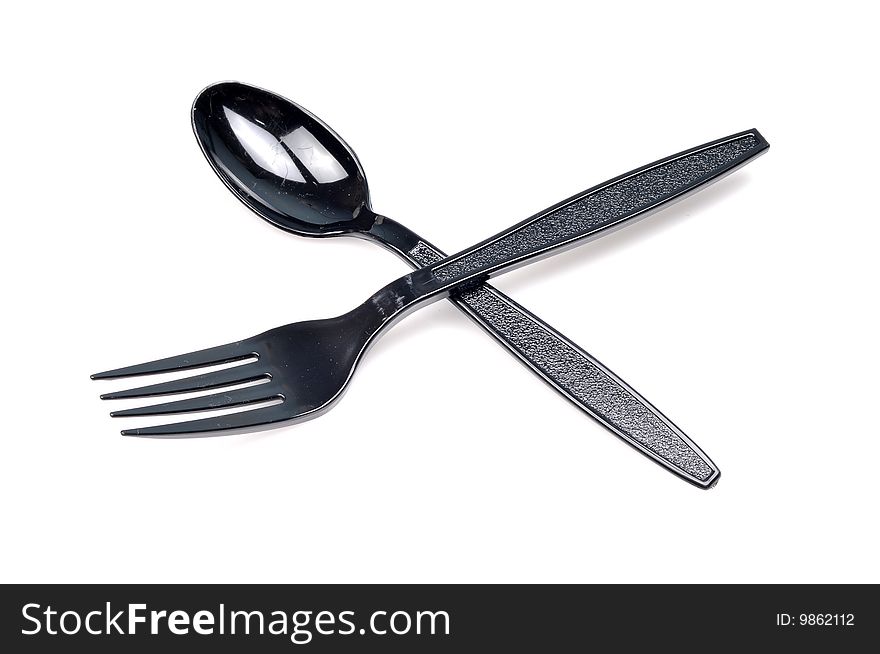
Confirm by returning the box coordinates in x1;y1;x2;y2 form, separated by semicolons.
190;82;766;486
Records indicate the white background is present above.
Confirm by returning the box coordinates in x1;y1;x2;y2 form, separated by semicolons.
1;1;877;583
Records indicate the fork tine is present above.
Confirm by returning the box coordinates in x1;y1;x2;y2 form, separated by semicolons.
109;385;283;417
100;366;270;400
91;341;256;380
120;403;291;438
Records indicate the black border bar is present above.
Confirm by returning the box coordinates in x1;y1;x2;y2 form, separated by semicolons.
2;584;876;651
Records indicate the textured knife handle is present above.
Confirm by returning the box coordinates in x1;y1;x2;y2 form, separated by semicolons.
429;130;767;288
409;240;718;487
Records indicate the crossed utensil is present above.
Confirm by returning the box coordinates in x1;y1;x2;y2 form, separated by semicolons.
92;82;768;488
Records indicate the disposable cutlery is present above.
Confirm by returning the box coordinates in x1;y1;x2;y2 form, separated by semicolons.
93;113;766;487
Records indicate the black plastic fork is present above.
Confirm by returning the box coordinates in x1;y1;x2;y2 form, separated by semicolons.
93;130;766;485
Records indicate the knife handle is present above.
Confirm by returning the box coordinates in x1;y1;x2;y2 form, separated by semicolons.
429;130;768;289
407;239;718;487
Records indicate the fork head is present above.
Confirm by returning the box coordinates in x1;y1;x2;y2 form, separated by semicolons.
92;313;370;437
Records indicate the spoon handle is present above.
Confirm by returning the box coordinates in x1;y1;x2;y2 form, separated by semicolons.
404;239;719;488
427;130;767;287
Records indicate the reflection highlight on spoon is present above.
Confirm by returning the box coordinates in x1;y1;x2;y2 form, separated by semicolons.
223;107;346;185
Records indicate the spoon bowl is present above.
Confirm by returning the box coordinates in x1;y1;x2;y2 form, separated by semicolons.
192;82;376;237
